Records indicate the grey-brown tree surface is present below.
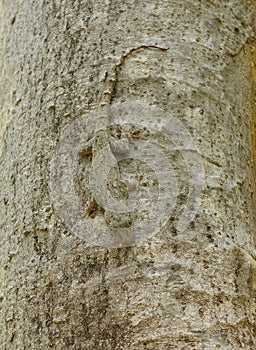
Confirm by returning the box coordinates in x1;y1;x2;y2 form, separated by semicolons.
0;1;256;349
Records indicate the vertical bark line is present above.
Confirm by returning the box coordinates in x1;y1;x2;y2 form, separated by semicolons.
0;1;256;349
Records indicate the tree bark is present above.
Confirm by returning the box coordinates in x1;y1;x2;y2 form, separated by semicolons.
0;0;256;349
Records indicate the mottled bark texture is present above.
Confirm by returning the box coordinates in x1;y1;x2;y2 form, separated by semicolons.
0;0;256;349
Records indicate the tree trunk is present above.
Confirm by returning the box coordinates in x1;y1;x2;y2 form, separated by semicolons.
0;0;256;349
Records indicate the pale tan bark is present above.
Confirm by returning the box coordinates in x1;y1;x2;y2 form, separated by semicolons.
0;1;256;349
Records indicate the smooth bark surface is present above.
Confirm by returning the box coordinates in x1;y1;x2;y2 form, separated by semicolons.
0;1;256;349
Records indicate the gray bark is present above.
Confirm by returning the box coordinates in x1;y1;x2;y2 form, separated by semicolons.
0;0;256;349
